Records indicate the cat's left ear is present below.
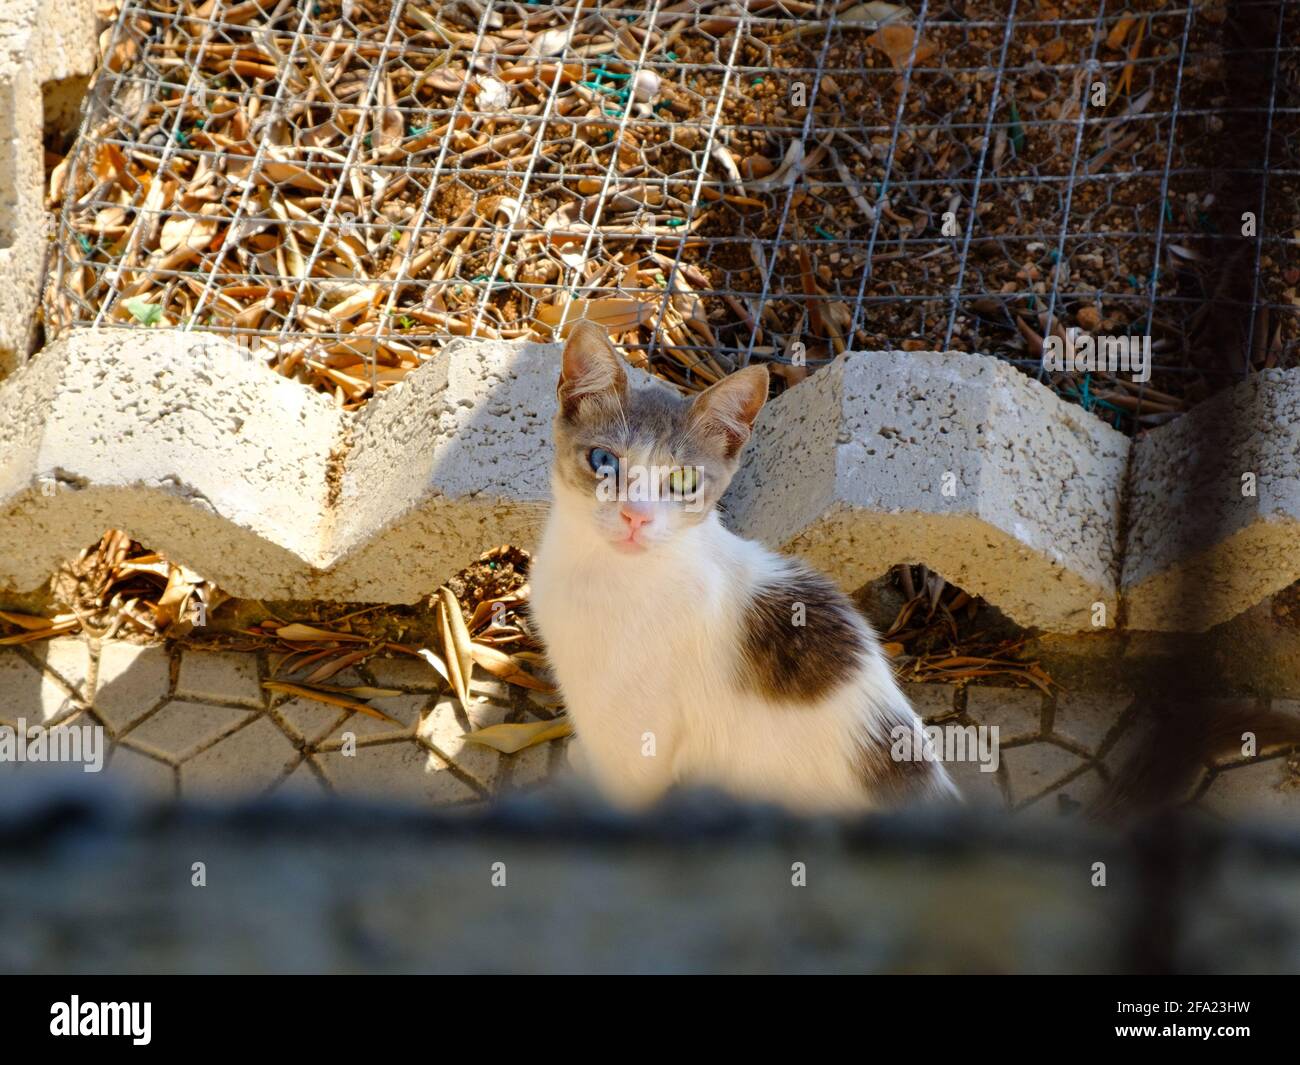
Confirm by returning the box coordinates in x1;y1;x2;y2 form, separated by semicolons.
687;364;769;458
558;320;628;419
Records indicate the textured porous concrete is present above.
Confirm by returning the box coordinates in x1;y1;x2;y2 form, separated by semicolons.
0;330;558;602
1;333;1134;624
0;0;99;377
722;351;1130;633
1122;368;1300;632
7;331;1296;632
325;337;553;600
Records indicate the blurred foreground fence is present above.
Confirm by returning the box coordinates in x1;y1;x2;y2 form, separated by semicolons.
1;781;1298;973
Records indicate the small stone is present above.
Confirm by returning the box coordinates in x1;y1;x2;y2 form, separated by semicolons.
1076;305;1103;331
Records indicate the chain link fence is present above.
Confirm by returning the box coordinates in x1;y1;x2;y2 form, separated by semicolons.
43;0;1300;429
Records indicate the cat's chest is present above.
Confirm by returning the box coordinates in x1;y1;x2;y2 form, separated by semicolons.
532;553;726;677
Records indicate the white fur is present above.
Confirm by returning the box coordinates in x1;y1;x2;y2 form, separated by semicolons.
531;477;957;813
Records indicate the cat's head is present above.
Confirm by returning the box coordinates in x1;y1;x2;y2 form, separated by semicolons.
550;321;769;554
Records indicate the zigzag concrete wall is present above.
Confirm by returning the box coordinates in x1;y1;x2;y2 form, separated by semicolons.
2;330;1299;633
0;330;552;603
1122;368;1300;632
722;350;1130;633
0;0;99;377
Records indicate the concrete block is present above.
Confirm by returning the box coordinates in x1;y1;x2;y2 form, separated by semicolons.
722;351;1129;633
1123;368;1300;632
944;758;1006;808
270;696;350;747
6;329;1293;637
325;337;552;601
321;693;427;743
23;636;91;701
0;330;554;603
0;330;338;597
0;0;99;377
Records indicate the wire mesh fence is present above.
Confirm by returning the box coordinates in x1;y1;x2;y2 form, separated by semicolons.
43;0;1300;429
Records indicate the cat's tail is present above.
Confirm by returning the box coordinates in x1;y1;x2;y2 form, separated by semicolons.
857;701;963;808
1087;698;1300;822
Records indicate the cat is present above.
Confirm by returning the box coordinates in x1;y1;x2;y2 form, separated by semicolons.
529;321;958;812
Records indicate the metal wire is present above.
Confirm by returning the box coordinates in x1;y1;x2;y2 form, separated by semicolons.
44;0;1300;428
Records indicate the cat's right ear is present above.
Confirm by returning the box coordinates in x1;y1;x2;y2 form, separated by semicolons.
558;320;628;420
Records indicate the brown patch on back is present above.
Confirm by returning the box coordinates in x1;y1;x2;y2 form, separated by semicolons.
739;563;864;702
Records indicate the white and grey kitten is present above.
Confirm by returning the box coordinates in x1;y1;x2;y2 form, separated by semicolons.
530;322;957;812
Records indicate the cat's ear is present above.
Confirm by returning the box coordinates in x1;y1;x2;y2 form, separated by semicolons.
687;364;769;458
558;321;628;419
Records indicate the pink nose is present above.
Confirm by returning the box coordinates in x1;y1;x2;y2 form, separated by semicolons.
620;504;652;531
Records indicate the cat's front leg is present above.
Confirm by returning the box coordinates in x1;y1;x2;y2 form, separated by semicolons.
565;716;679;810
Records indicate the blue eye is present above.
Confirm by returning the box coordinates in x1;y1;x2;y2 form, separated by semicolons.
588;448;619;476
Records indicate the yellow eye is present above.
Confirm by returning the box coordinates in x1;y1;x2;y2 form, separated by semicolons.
668;466;699;497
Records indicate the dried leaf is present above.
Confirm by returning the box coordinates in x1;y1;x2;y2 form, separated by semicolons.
0;611;54;631
261;681;402;723
437;590;473;708
160;214;218;253
272;622;370;643
866;25;938;70
536;298;654;336
842;2;913;27
470;643;554;691
528;26;573;58
463;717;573;754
